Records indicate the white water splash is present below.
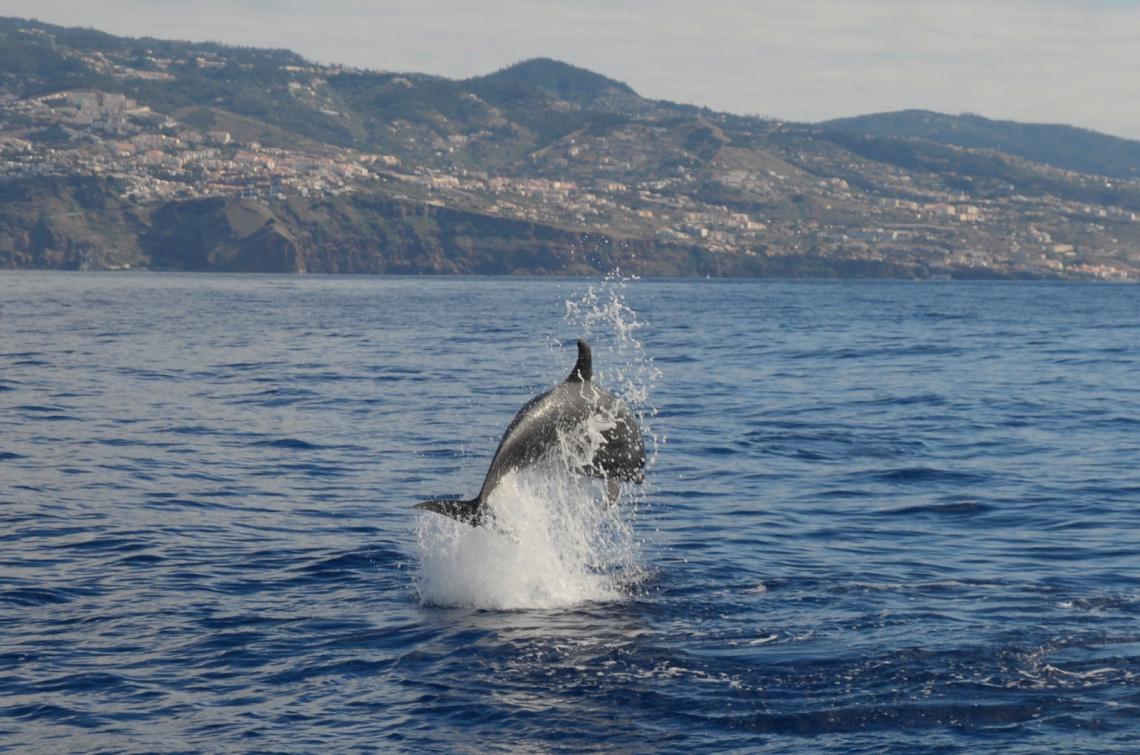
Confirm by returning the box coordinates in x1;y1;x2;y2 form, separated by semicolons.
564;272;661;432
414;275;659;610
415;469;639;609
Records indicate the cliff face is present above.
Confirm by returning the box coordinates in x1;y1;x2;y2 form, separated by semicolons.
138;194;626;275
0;177;924;278
0;177;685;275
284;197;638;275
0;177;148;270
138;192;717;276
143;198;303;273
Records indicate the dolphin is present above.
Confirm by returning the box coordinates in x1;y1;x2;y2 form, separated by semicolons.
415;339;646;527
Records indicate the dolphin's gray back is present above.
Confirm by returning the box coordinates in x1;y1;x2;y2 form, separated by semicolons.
477;386;571;499
478;378;644;501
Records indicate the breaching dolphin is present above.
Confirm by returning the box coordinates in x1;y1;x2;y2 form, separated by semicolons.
415;339;646;527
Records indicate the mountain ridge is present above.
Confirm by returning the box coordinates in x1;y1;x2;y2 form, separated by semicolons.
2;16;1138;280
821;109;1140;180
476;58;639;106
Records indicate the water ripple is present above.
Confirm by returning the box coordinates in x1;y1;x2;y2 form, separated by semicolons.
2;275;1138;753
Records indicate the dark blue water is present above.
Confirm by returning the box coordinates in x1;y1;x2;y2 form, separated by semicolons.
2;273;1138;753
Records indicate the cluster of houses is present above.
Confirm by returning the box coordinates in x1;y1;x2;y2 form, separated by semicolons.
1;88;393;201
2;85;1136;280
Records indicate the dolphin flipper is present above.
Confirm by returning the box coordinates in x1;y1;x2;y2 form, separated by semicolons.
605;475;622;506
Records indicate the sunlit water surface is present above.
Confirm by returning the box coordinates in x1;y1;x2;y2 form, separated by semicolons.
2;273;1139;753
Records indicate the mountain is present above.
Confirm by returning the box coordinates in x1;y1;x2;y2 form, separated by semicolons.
478;58;638;107
820;110;1140;180
2;16;1139;280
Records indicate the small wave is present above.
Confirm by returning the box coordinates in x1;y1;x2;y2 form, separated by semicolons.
215;360;285;371
874;466;990;484
2;587;76;606
117;553;164;567
60;535;150;554
292;548;391;583
746;428;927;462
728;701;1045;735
15;404;80;421
268;461;347;478
166;424;220;437
884;500;994;517
251;437;324;450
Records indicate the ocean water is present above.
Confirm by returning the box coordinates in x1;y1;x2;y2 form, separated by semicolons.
2;272;1139;753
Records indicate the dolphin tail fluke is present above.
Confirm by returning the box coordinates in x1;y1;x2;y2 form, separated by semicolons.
414;497;484;526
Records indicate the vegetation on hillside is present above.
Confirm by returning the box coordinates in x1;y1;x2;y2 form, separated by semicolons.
2;15;1139;280
822;109;1140;180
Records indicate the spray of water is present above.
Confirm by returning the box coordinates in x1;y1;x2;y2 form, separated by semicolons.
415;274;660;610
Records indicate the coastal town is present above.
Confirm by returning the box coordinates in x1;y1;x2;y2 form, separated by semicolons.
2;26;1138;279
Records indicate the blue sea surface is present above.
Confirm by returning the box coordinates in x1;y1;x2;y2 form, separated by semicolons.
2;272;1138;753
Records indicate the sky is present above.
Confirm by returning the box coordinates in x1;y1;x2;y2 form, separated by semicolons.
4;0;1140;140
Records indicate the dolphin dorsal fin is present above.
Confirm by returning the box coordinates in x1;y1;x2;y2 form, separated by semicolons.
567;339;592;382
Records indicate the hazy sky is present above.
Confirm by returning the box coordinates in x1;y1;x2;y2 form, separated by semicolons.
6;0;1140;139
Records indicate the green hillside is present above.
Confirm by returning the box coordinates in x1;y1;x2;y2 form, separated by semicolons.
2;16;1139;280
821;110;1140;180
